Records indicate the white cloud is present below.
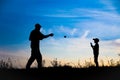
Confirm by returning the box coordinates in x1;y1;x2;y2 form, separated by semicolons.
75;21;120;38
71;28;77;36
43;7;120;21
100;0;117;11
114;39;120;44
52;25;79;37
44;14;79;18
81;30;90;39
44;8;120;39
72;8;120;22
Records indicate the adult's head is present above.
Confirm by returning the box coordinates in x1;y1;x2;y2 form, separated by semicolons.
35;23;41;30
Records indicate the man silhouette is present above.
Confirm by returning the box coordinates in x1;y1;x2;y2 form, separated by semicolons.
26;23;54;69
90;38;99;67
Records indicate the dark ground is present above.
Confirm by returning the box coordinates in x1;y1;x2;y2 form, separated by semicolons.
0;66;120;80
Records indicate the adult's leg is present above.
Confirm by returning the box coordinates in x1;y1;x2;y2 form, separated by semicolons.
36;53;42;68
26;56;35;69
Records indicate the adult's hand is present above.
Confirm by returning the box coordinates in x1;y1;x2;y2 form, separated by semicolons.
49;33;54;37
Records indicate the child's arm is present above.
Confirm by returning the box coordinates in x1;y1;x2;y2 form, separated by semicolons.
90;42;94;48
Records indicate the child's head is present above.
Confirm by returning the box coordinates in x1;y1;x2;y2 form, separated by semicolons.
93;38;99;43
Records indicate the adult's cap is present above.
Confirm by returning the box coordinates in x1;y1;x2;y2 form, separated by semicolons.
35;23;41;28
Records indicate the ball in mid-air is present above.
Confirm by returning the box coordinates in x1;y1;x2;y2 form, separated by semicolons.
64;36;67;38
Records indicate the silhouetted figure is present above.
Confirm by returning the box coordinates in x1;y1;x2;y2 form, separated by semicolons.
26;23;54;69
90;38;99;67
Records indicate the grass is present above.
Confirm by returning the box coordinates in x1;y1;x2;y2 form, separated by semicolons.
0;66;120;80
0;58;120;80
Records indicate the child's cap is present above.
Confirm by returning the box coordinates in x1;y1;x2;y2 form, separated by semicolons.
93;38;99;42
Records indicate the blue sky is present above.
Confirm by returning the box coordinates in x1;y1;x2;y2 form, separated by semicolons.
0;0;120;67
